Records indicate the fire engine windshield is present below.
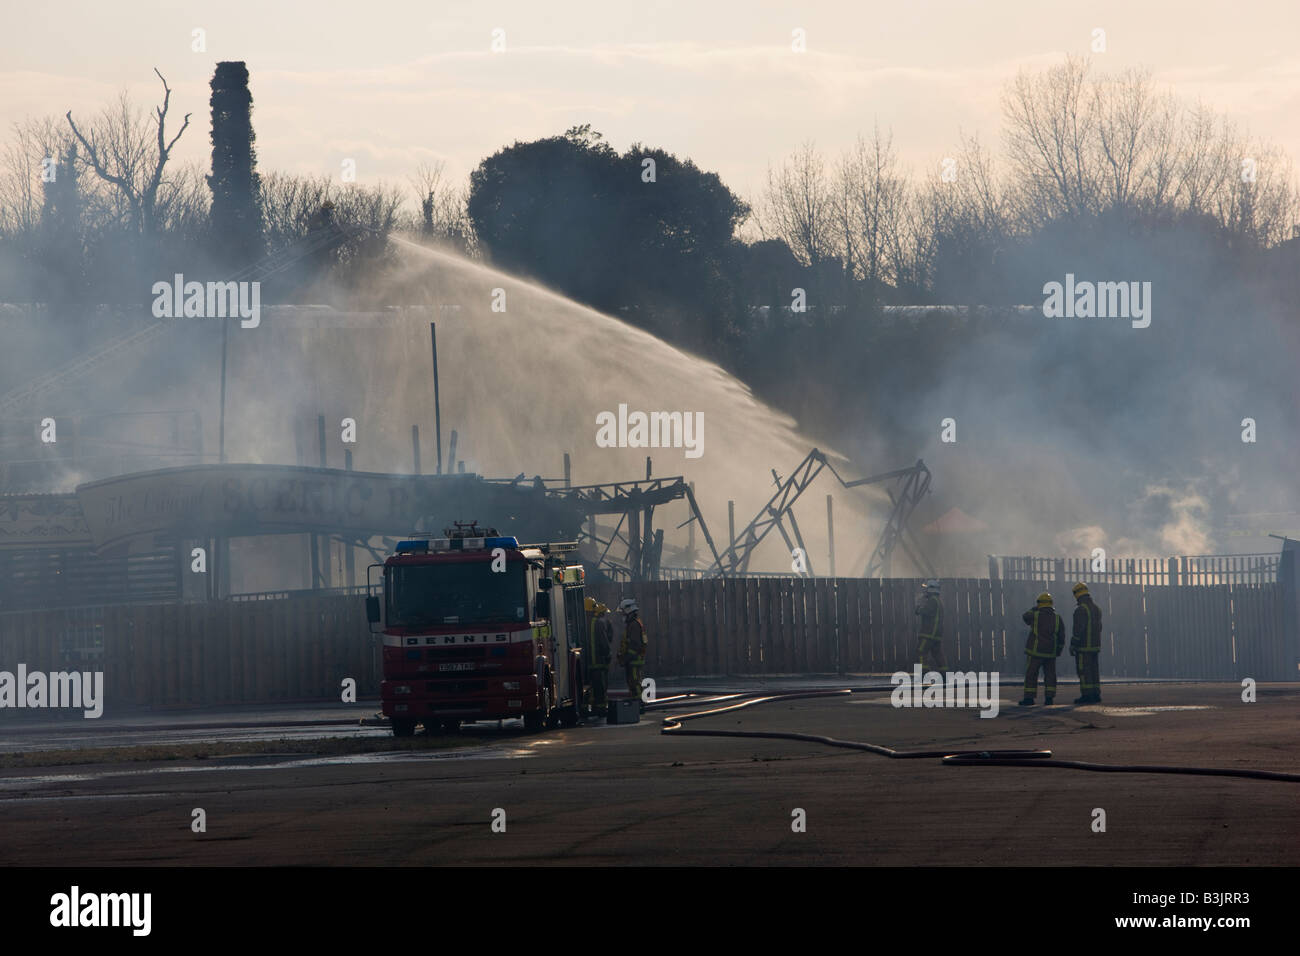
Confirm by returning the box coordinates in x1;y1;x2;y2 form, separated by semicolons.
386;561;528;627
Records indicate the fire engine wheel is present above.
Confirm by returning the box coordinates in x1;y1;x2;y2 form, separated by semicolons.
391;718;417;738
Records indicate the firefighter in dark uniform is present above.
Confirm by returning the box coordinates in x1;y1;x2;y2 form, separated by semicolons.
1070;582;1103;704
617;598;647;713
584;599;613;716
1020;592;1065;706
914;579;948;672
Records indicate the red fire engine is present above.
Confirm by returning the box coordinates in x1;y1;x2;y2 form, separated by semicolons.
365;522;589;736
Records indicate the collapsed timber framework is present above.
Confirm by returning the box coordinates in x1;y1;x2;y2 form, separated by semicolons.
0;443;935;611
503;448;936;582
711;450;933;579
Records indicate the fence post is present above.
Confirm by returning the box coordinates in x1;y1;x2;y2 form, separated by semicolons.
835;584;845;677
1280;542;1299;678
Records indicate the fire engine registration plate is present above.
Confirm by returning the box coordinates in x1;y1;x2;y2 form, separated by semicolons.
440;663;474;672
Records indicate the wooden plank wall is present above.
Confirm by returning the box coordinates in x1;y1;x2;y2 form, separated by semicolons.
0;578;1290;711
590;577;1291;682
0;594;377;710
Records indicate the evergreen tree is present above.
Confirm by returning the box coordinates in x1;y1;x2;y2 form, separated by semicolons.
207;61;263;268
39;143;84;303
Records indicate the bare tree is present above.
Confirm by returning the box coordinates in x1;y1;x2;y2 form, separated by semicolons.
835;125;909;287
1092;68;1163;212
153;160;210;240
260;171;404;246
1174;102;1238;218
1220;140;1298;246
1139;92;1182;214
1001;56;1297;244
408;159;447;236
830;150;857;280
958;133;1009;237
0;116;70;237
759;141;837;266
65;68;191;237
406;159;475;252
887;134;1011;298
893;170;944;296
1003;55;1101;225
748;56;1299;302
333;181;404;237
260;171;331;249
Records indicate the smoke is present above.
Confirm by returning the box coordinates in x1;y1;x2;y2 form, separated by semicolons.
838;224;1300;572
1134;484;1214;555
3;238;898;577
1056;484;1214;557
7;212;1296;582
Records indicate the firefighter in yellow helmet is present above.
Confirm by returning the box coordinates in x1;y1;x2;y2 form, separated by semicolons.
584;599;613;716
914;579;947;672
1020;592;1065;706
617;598;647;713
1069;583;1103;704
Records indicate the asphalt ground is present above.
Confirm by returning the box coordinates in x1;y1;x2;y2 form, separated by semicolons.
0;680;1295;866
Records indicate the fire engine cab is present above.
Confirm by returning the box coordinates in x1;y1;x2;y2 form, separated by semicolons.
365;522;589;736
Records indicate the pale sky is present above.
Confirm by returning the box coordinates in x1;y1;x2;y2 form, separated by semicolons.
3;0;1299;205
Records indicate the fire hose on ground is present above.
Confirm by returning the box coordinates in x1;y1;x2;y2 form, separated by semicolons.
653;689;1300;783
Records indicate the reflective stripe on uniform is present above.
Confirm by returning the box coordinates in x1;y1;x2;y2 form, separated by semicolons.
920;597;941;640
1077;602;1101;653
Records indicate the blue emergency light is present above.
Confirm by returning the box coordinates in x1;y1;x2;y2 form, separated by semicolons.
395;536;518;553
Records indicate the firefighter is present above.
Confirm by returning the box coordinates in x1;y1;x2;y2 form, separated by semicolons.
914;579;948;672
1020;592;1065;706
582;596;597;707
586;599;613;716
583;596;597;654
617;598;647;713
1070;582;1103;704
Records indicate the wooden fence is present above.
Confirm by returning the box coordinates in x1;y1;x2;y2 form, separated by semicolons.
0;576;1293;711
0;594;379;709
589;576;1295;682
